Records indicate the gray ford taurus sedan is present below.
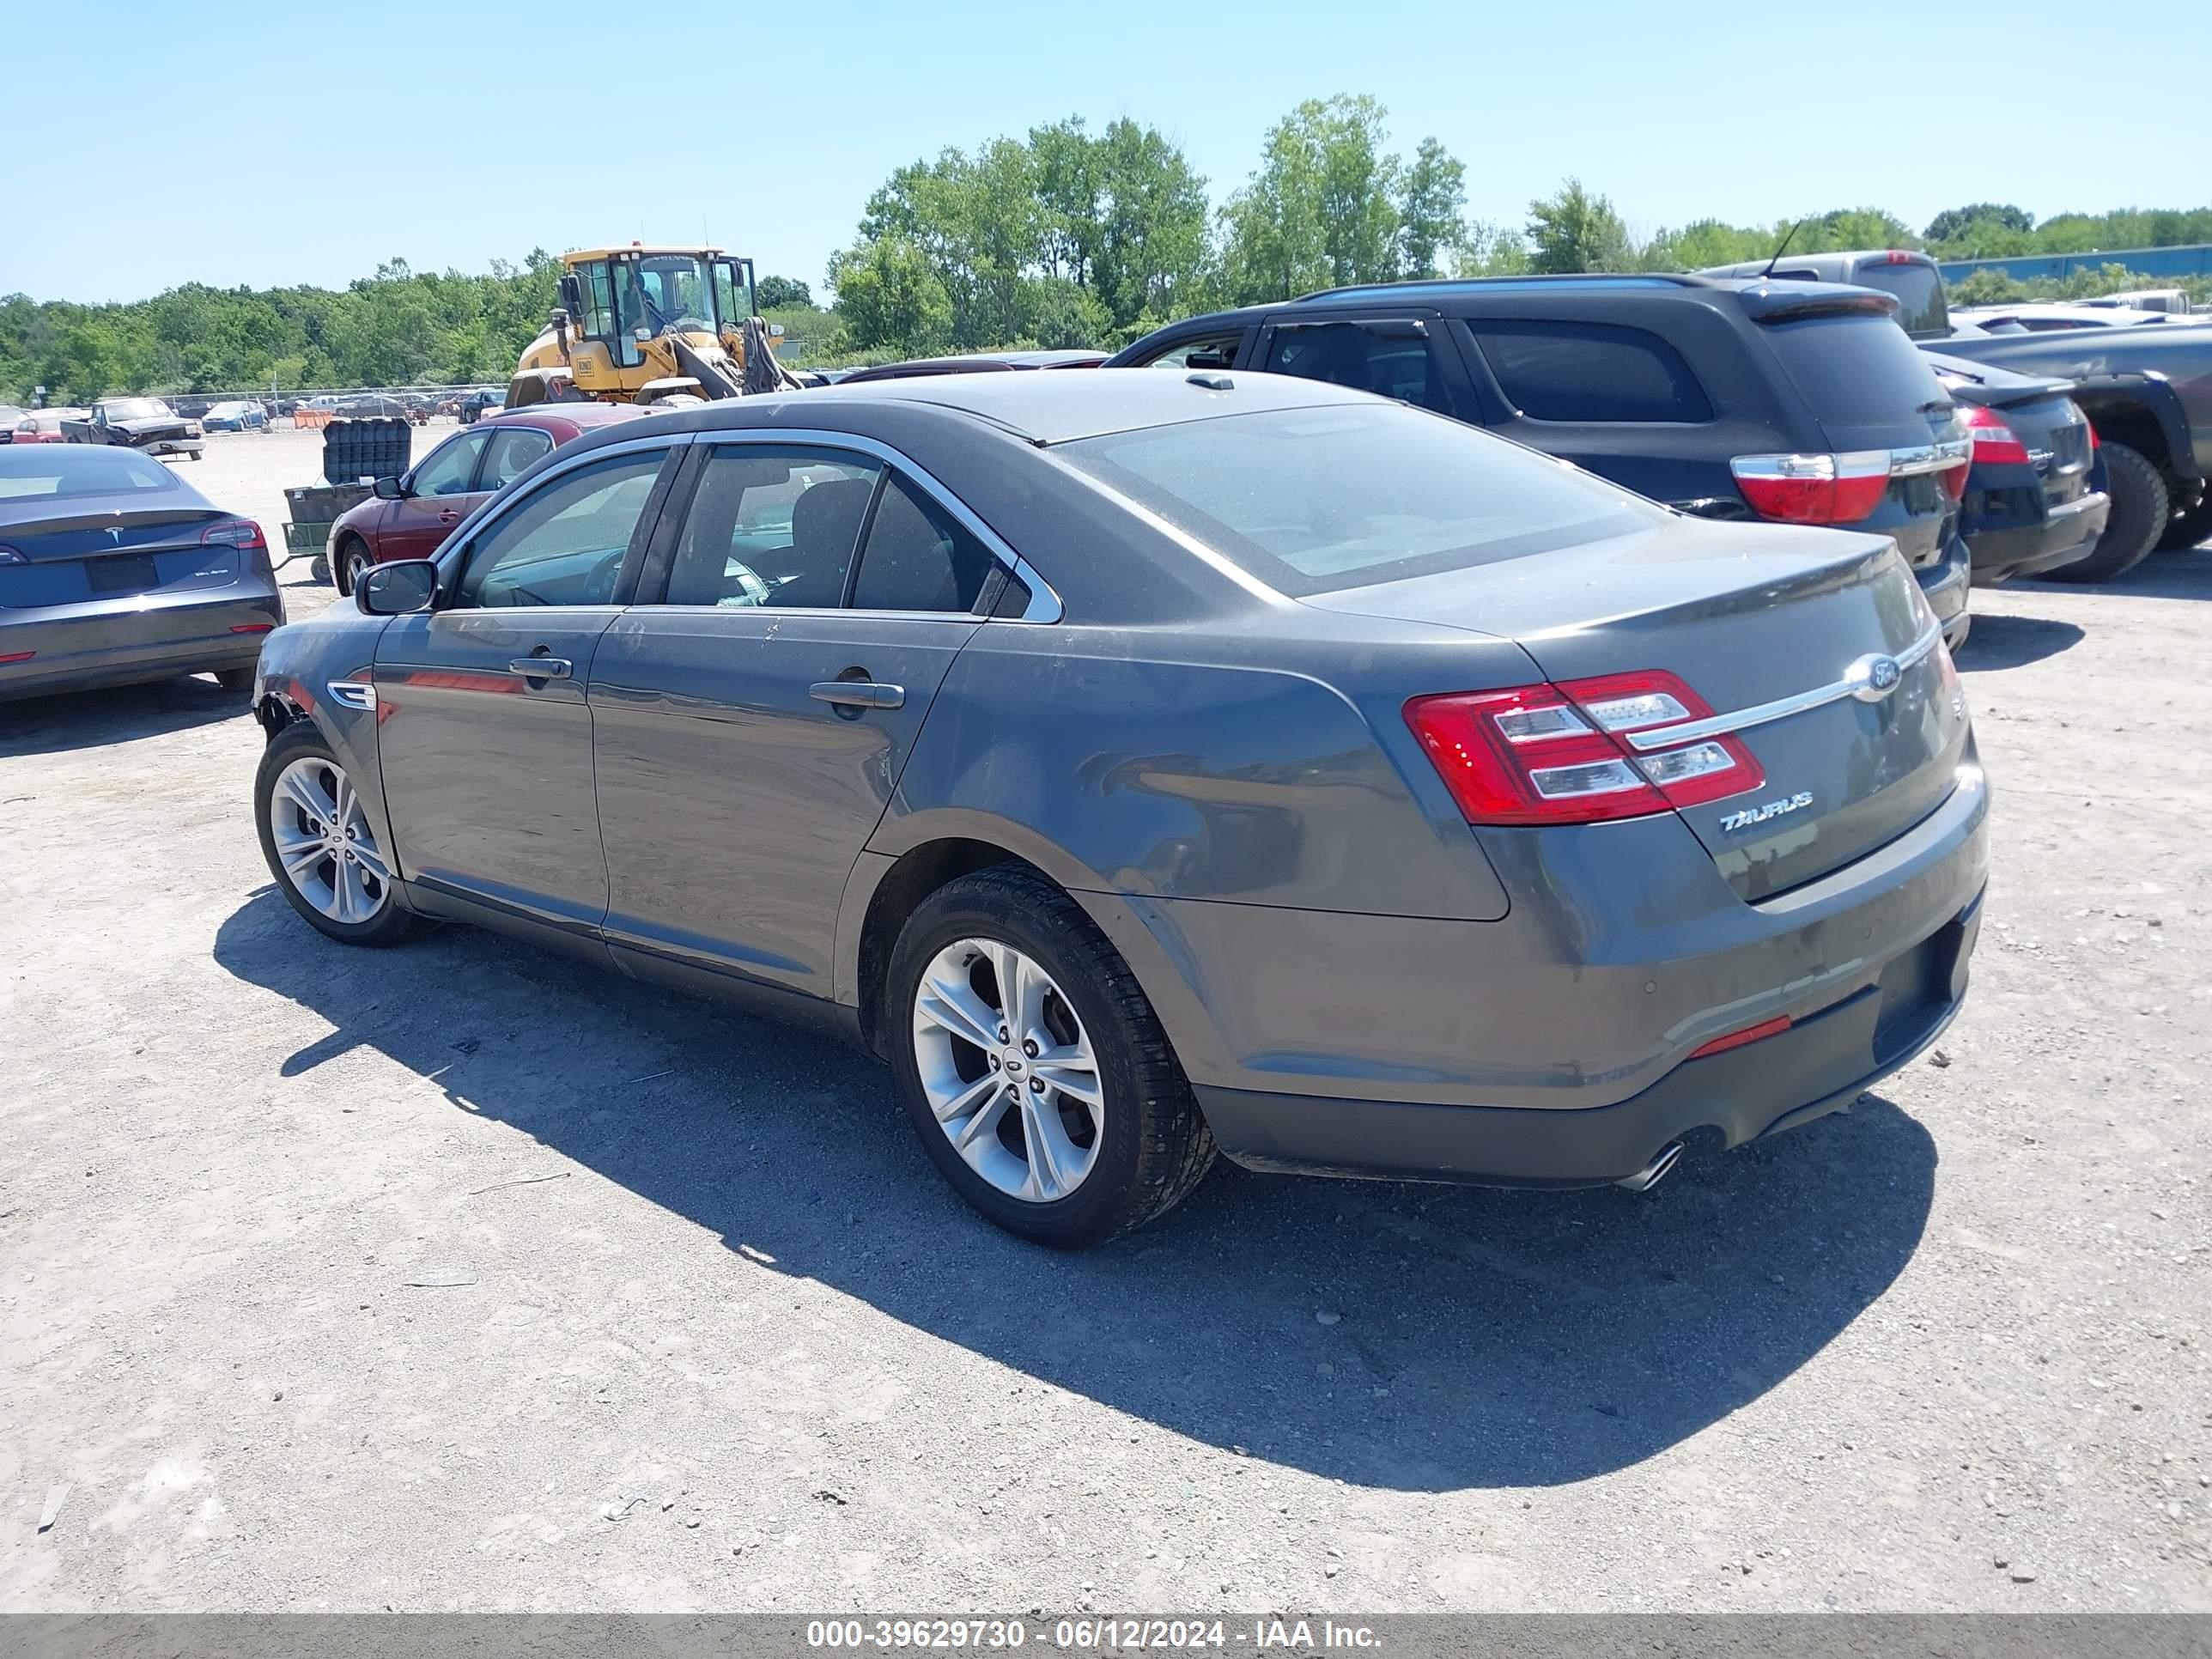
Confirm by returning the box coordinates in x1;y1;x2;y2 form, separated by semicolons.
248;370;1988;1246
3;444;283;700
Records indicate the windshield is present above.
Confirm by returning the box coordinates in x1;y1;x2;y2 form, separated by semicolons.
1059;404;1662;598
614;255;720;337
101;398;171;421
0;446;179;499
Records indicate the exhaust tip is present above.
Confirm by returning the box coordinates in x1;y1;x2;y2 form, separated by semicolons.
1615;1140;1685;1194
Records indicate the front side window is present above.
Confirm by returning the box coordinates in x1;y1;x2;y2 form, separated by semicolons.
1261;321;1455;414
1140;330;1243;370
1468;322;1715;423
1060;403;1661;599
480;428;555;491
453;451;666;610
410;432;488;498
663;446;883;609
850;477;994;613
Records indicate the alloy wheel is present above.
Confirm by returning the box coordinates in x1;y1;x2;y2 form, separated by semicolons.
269;755;391;924
910;939;1103;1203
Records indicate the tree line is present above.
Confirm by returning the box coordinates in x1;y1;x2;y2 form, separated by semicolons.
8;94;2212;404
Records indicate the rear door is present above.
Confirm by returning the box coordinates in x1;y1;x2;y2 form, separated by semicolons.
588;438;989;998
380;429;490;562
372;441;680;942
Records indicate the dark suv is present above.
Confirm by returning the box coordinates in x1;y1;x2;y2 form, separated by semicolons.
1109;275;1973;644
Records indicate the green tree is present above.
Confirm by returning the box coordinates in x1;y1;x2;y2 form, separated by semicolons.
755;275;812;310
827;234;954;355
1395;137;1466;279
1525;179;1632;273
1924;203;2033;243
1220;96;1403;301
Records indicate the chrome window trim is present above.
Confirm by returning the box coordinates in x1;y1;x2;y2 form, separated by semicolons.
678;427;1062;623
1621;618;1944;753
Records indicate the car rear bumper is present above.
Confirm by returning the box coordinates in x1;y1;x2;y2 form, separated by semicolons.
1914;535;1971;640
0;589;284;700
1966;490;2110;584
1198;889;1978;1187
1109;751;1990;1188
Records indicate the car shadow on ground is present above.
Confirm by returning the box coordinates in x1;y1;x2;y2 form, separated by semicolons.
0;674;251;758
1953;612;2086;672
2012;544;2212;604
214;888;1936;1494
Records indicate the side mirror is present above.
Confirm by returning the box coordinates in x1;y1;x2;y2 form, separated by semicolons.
768;322;786;339
357;558;439;616
559;273;582;313
372;474;404;500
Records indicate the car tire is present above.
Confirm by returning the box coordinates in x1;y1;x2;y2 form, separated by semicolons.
885;865;1216;1247
335;537;372;598
215;666;254;694
2053;442;2167;583
2154;494;2208;553
254;722;418;948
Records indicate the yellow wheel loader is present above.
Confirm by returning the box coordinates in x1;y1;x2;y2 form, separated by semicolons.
508;245;803;410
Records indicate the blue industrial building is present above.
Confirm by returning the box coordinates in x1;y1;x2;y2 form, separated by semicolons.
1936;244;2212;283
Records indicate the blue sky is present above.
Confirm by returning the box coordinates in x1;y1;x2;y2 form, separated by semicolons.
6;0;2204;305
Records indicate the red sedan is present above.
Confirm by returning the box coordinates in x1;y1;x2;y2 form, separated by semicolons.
12;410;89;444
327;404;650;594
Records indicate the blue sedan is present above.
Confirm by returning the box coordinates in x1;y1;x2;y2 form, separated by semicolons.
200;400;270;433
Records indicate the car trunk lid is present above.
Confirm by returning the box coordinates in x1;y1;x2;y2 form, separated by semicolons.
0;505;236;607
1309;518;1970;900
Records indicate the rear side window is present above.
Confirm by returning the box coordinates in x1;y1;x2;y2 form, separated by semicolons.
1761;315;1951;428
1261;321;1456;415
1468;322;1713;422
850;477;995;613
1060;403;1660;599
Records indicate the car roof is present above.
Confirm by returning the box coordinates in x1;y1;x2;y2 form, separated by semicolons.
481;403;644;432
837;349;1106;384
778;364;1372;444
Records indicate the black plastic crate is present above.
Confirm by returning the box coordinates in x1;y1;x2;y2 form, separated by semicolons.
320;416;410;484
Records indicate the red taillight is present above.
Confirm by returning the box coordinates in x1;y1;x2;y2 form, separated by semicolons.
229;623;274;634
1405;670;1766;827
1730;451;1892;525
1882;250;1917;265
2086;422;2100;451
1960;404;2030;465
201;519;267;551
0;650;35;665
1689;1014;1794;1059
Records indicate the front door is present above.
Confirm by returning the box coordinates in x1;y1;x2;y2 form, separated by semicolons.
373;445;677;939
589;441;994;997
380;428;490;562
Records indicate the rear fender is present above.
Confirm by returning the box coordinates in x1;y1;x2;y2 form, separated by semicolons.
2070;376;2201;482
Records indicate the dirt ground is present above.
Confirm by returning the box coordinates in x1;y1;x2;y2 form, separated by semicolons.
2;428;2208;1613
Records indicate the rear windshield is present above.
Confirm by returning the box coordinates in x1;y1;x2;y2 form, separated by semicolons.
1058;404;1662;598
1760;314;1951;429
0;447;179;499
1847;262;1947;337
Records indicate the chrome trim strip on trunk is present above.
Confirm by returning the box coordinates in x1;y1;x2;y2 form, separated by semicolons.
1621;619;1943;753
1887;439;1973;478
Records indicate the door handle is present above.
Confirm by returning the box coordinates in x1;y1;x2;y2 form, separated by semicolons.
508;656;572;679
810;680;904;709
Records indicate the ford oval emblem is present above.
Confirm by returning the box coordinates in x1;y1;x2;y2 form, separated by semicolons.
1847;653;1904;702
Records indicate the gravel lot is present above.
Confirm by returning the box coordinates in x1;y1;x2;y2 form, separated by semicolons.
3;428;2208;1613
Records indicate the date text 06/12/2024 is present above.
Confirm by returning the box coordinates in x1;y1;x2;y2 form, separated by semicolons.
803;1619;1383;1650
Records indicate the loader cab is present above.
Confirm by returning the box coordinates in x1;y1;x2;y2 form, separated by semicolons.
562;250;757;369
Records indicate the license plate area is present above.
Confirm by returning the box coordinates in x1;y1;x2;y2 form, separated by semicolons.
88;555;159;594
